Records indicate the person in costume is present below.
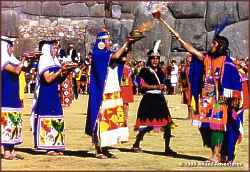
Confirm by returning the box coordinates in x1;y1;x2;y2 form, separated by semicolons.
85;29;137;159
179;52;192;119
170;59;178;95
120;53;134;126
171;19;244;162
1;36;25;160
131;40;177;156
31;40;68;156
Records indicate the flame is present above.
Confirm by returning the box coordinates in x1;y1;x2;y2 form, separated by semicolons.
137;21;154;33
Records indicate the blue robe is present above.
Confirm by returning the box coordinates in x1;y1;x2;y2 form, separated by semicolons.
85;47;123;137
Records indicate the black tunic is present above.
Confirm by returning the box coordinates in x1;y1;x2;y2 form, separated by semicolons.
135;67;172;129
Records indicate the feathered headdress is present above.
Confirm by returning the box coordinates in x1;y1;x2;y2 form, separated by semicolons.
212;17;230;56
213;16;229;38
147;40;161;57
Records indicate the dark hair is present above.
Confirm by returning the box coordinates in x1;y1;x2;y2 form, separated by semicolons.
212;35;229;56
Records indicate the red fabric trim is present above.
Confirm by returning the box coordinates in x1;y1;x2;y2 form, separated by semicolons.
135;117;172;127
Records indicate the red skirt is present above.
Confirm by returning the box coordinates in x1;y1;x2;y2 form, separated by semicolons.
242;80;249;109
121;86;134;104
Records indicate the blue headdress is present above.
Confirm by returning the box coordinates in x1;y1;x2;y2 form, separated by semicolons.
211;17;230;56
93;31;111;50
213;16;229;38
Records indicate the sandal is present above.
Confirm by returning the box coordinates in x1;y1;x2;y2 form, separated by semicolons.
12;154;24;160
131;147;142;153
96;153;108;159
47;151;59;156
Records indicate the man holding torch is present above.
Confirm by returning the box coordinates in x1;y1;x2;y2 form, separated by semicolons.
152;10;244;163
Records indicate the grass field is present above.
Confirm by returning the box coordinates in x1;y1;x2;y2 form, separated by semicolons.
2;94;248;171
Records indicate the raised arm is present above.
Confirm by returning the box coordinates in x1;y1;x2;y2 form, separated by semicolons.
110;41;129;60
175;35;205;61
153;13;205;61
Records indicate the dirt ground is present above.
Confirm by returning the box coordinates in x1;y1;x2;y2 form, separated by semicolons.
2;94;249;171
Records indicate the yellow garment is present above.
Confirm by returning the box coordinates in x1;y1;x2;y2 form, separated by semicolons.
19;71;26;100
191;96;196;112
76;70;82;81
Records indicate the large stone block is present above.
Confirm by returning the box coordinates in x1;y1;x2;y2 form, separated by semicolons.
85;1;97;7
238;1;249;21
206;1;239;32
42;1;61;17
168;1;206;19
132;2;175;58
1;1;25;8
120;13;134;20
86;18;105;36
22;1;42;16
104;19;122;43
172;19;207;52
112;5;121;19
62;3;89;17
89;4;105;17
1;10;19;37
207;20;249;58
120;1;138;13
120;19;134;41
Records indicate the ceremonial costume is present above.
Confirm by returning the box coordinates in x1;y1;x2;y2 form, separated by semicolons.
121;64;134;104
31;41;65;152
132;40;177;156
1;37;23;150
85;31;128;151
190;36;244;162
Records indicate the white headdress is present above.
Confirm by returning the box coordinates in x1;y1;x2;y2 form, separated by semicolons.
38;43;61;75
1;36;20;70
148;40;161;57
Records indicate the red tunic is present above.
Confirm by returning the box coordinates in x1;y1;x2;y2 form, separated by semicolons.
120;65;134;104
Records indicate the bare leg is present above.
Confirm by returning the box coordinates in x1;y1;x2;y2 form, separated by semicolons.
210;144;222;162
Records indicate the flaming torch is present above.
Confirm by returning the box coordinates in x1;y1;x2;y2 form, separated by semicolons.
152;10;180;39
128;21;154;41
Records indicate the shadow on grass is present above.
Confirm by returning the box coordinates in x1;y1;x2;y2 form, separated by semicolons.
108;147;208;161
15;147;96;158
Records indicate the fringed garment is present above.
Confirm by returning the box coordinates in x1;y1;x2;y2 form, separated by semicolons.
190;54;244;161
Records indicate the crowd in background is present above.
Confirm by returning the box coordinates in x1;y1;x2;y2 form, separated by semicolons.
22;51;249;101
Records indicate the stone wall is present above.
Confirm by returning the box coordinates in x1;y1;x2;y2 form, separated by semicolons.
1;1;249;61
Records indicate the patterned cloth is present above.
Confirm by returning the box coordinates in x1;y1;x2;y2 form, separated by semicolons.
60;74;73;107
35;116;64;150
1;112;23;145
99;90;128;147
192;55;228;131
1;38;23;146
31;43;65;151
190;54;244;161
